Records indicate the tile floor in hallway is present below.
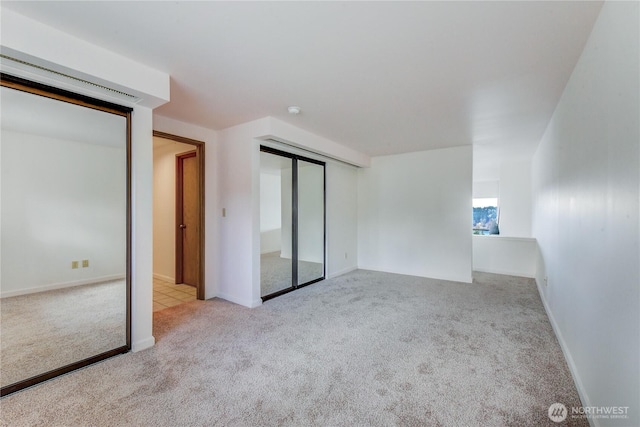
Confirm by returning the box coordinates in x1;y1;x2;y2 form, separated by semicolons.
153;277;197;312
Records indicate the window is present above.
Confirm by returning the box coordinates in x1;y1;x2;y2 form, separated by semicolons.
473;198;499;235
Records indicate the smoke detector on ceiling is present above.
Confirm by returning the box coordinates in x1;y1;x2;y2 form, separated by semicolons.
288;106;301;115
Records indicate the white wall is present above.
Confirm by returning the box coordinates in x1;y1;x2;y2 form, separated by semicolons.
218;120;267;308
473;180;499;199
130;106;155;351
472;159;532;238
358;146;473;283
259;172;282;254
1;130;126;297
532;2;639;426
153;115;219;300
472;160;534;276
152;138;194;282
472;236;536;278
498;160;532;237
327;161;358;278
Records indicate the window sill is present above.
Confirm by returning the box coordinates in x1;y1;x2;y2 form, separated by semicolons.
472;235;536;243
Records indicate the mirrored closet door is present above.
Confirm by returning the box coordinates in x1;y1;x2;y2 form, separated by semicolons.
259;146;325;301
296;159;325;286
0;74;131;396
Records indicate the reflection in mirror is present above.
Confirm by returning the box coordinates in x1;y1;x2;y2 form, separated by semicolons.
260;151;293;297
260;147;326;301
0;79;130;395
297;160;325;285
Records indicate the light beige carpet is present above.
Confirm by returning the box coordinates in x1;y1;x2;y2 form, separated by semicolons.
0;270;586;426
0;280;126;388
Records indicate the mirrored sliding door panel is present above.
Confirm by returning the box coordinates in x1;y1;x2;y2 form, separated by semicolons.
260;150;293;297
260;146;325;301
297;160;325;286
0;74;131;396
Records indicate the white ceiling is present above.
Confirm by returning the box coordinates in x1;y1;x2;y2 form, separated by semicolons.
3;1;602;178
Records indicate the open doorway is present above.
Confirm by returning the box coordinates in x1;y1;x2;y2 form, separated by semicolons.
152;131;205;312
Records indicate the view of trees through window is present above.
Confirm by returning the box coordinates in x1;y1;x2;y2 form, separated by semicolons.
473;198;498;235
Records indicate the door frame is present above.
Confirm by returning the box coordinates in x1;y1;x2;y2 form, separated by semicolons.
153;131;205;300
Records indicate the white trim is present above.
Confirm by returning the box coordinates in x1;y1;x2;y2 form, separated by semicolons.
0;274;125;298
217;292;262;308
473;268;535;279
357;266;473;284
153;273;175;283
132;336;155;352
472;235;536;243
534;278;596;427
328;266;358;279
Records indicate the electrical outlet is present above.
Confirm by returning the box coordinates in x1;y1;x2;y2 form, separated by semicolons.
71;261;79;269
222;208;226;217
82;260;89;268
345;252;348;259
544;276;549;287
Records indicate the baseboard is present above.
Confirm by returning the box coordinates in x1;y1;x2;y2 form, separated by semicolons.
534;278;596;427
260;249;281;255
358;265;473;284
153;273;175;283
0;274;126;298
217;292;262;308
328;265;358;279
473;267;535;279
132;336;155;352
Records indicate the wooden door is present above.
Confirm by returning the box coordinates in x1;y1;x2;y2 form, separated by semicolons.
176;150;200;287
